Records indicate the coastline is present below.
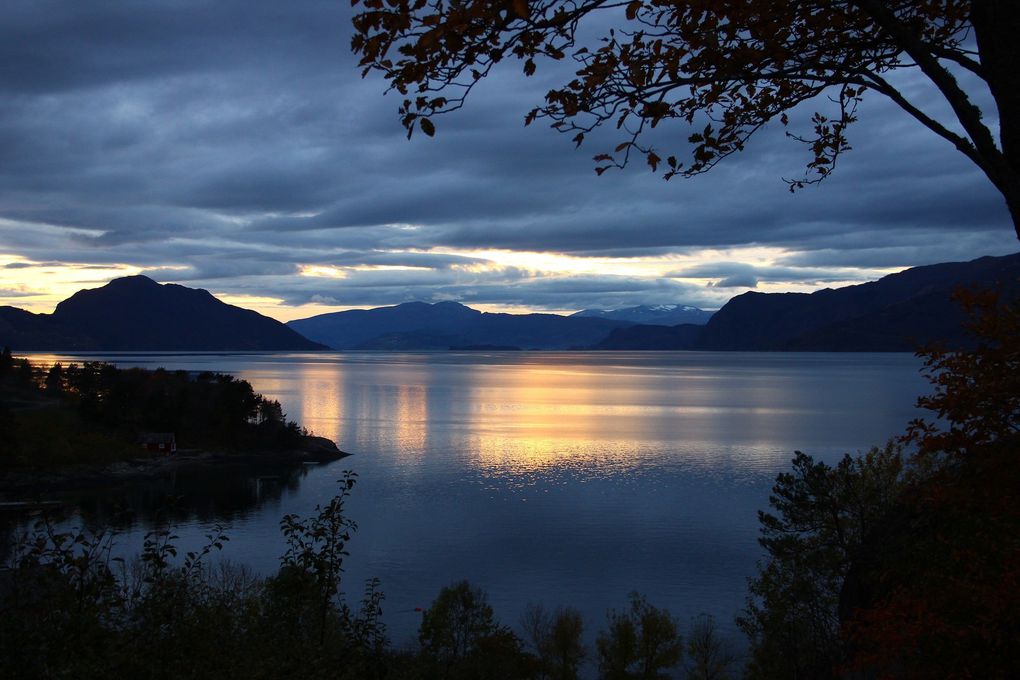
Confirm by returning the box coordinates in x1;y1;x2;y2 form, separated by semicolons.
0;434;349;497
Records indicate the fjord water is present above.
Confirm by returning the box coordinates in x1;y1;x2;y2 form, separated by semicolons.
26;351;926;645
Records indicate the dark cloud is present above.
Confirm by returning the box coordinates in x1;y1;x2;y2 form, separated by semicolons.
668;262;882;287
0;1;1016;316
267;272;715;311
713;275;758;288
0;287;41;297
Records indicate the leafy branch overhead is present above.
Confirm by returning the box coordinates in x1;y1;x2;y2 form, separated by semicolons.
352;1;1020;238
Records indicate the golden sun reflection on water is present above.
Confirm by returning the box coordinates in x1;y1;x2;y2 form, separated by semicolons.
295;363;345;445
458;366;635;473
279;357;805;478
393;383;428;454
18;351;920;485
286;359;665;473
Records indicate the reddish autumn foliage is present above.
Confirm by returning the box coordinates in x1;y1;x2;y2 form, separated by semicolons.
904;289;1020;457
843;290;1020;679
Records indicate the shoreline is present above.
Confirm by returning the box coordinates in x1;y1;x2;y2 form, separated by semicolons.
0;434;350;497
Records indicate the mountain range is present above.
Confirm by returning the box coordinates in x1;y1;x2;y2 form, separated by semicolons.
0;276;325;351
286;302;631;350
2;253;1016;352
571;304;714;325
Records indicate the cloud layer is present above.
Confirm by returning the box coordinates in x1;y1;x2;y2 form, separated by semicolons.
0;1;1015;319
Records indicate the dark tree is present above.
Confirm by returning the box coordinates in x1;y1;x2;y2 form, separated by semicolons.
684;615;736;680
44;363;64;395
353;1;1020;240
418;580;530;679
522;603;586;680
841;291;1020;679
737;444;905;679
595;593;682;680
419;580;502;665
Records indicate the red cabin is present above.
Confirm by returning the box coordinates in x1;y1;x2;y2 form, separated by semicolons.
139;432;177;455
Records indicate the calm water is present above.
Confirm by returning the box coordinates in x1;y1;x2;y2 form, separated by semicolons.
17;351;927;647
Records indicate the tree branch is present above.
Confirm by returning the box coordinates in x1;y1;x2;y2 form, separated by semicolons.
853;0;1008;187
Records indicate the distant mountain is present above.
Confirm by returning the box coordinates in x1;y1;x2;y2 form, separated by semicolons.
695;253;1020;351
0;276;326;351
287;301;629;350
572;304;714;325
594;324;703;350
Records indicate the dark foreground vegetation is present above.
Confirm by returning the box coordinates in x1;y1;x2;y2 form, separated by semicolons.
1;292;1016;679
0;354;311;470
1;471;728;680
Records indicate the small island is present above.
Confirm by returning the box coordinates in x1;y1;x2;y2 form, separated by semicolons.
0;348;346;495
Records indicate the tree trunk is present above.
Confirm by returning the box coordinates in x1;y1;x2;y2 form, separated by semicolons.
972;0;1020;241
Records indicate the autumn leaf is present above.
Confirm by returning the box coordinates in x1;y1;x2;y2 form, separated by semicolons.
647;151;660;171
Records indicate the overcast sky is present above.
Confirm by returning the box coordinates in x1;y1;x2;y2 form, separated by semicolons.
1;0;1016;320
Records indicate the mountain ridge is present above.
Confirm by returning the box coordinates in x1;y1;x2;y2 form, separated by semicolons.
694;253;1020;351
288;301;629;350
0;275;326;351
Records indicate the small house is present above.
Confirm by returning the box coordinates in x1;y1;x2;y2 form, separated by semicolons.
139;432;177;455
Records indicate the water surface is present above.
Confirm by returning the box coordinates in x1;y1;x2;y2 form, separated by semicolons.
19;350;927;647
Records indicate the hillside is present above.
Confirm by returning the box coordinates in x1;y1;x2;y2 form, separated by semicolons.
0;276;326;351
695;253;1020;350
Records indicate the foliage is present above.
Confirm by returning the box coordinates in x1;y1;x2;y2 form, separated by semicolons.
278;470;359;645
0;457;750;680
3;407;139;467
737;443;906;679
0;353;305;469
418;580;529;679
420;580;500;663
742;291;1020;679
594;593;682;680
352;0;1020;236
904;289;1020;458
0;474;389;680
521;603;587;680
683;615;735;680
841;291;1020;679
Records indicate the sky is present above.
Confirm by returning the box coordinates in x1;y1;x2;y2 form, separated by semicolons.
0;0;1016;321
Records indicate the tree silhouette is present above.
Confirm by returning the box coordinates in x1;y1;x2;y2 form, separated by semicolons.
352;1;1020;240
841;291;1020;679
595;593;682;680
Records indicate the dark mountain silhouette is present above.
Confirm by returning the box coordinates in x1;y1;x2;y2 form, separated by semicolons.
587;252;1019;351
0;307;84;350
572;304;714;325
0;276;325;351
288;301;629;350
594;323;703;350
695;252;1020;351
